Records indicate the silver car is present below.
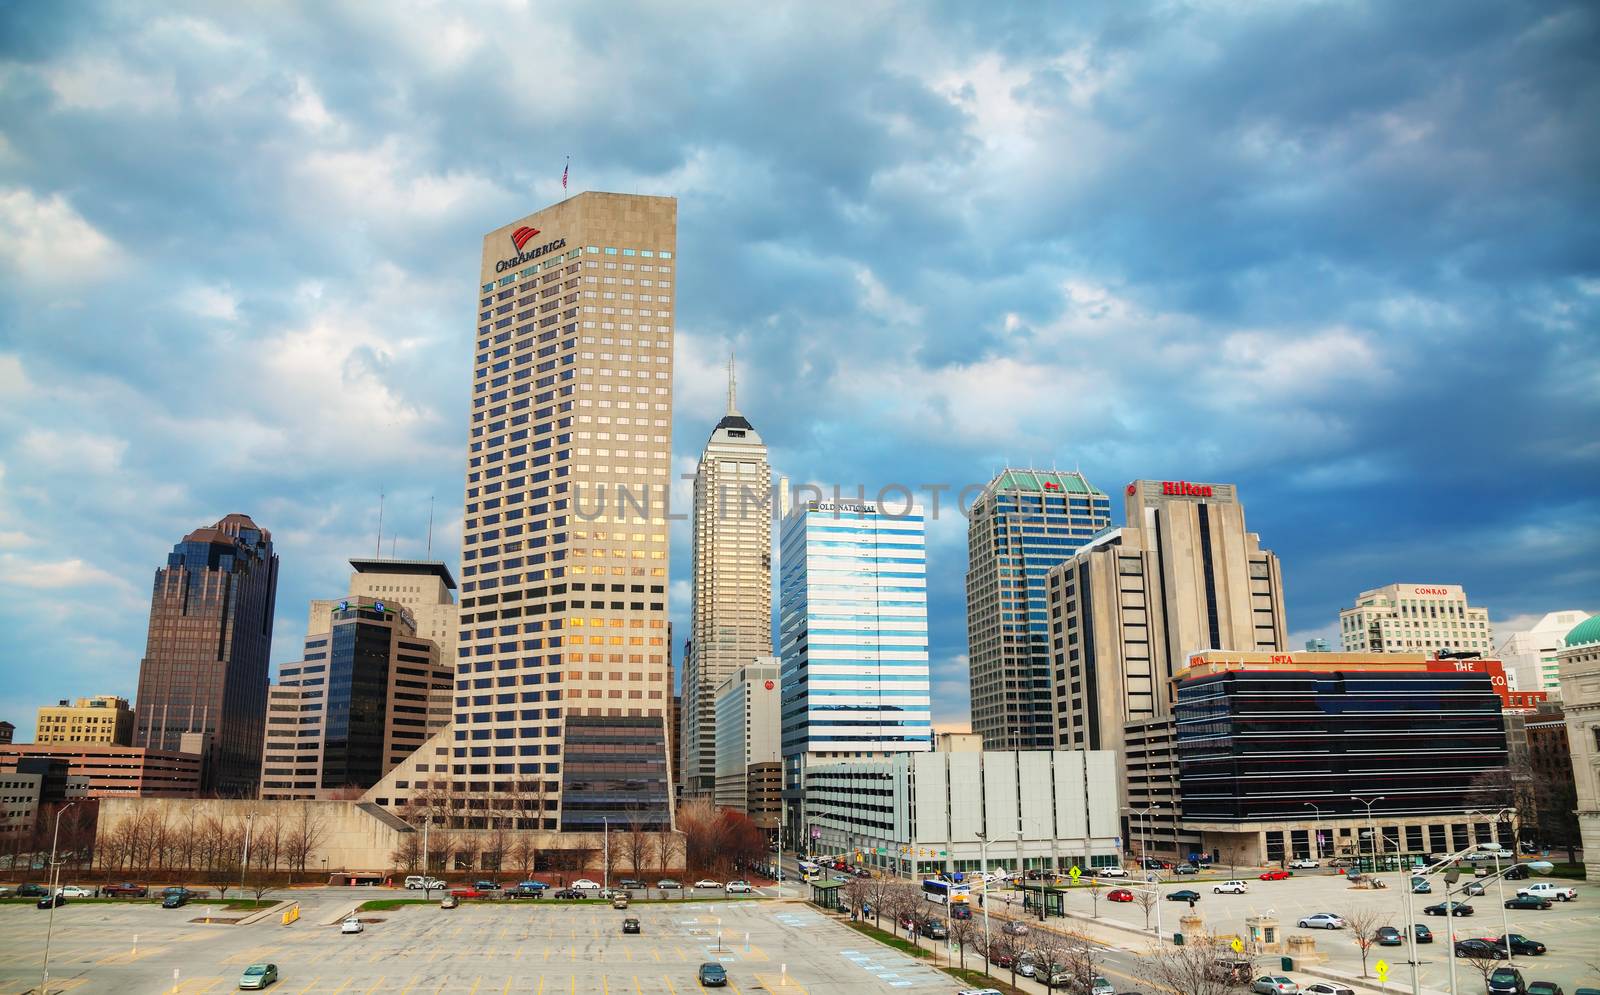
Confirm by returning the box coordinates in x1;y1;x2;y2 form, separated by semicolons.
1253;977;1299;995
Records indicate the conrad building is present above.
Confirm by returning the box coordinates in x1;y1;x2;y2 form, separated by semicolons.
133;514;279;794
1338;583;1494;657
966;469;1112;751
442;192;677;832
1046;480;1286;858
682;360;773;800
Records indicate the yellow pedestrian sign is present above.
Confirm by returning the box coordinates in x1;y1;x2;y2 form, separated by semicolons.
1068;866;1081;882
1230;938;1244;954
1375;960;1390;983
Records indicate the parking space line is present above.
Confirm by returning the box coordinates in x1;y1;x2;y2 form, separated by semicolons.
296;977;320;994
327;978;351;995
362;976;384;995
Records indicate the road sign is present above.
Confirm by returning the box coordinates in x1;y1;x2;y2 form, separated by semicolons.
1068;865;1082;882
1231;938;1244;953
1375;960;1390;982
1114;836;1122;847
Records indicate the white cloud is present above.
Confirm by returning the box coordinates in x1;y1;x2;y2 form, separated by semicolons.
0;188;117;284
292;138;504;225
0;553;129;591
42;57;177;112
18;428;127;474
179;284;240;321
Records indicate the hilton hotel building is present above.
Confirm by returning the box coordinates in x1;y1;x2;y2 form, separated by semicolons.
368;193;678;835
1046;480;1287;858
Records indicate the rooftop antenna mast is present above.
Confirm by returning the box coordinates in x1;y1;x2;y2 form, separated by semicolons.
727;349;739;415
375;486;385;558
426;496;435;557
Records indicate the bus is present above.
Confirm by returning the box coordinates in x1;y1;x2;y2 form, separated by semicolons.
799;861;822;882
922;879;971;906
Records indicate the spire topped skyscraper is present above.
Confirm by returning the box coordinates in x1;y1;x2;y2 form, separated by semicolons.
682;353;773;800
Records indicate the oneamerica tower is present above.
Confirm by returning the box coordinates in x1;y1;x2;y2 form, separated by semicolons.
459;192;678;832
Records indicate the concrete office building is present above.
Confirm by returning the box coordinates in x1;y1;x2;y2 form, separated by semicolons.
260;597;452;800
1497;610;1593;698
712;658;781;818
1173;649;1512;866
1046;480;1286;859
1339;583;1493;656
133;514;279;794
967;470;1111;751
683;360;773;801
0;743;200;798
0;722;12;745
36;695;134;745
804;749;1120;876
1557;616;1600;880
0;773;43;839
448;191;677;832
310;559;460;672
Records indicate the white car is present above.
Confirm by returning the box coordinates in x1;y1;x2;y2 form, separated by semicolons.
694;879;722;889
1290;859;1320;869
1517;882;1577;901
1214;880;1250;894
341;917;364;934
725;880;752;893
404;876;446;890
1095;866;1130;878
1297;913;1345;929
571;879;602;891
1304;984;1355;995
56;885;94;898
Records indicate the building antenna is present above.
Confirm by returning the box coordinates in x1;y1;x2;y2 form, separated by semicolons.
376;486;385;558
426;495;435;557
727;349;739;415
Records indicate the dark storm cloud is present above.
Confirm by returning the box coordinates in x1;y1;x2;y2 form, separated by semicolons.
0;0;1595;736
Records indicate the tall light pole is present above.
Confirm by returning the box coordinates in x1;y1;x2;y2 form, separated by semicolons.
240;811;255;896
1130;804;1163;870
40;800;77;995
1470;807;1517;966
976;832;1013;979
1302;802;1323;859
421;815;433;900
602;815;610;894
1351;795;1385;876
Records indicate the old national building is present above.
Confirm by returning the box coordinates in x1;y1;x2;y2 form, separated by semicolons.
683;359;772;801
260;596;451;800
1046;480;1286;858
966;470;1111;751
133;514;279;794
36;696;134;746
1338;583;1493;657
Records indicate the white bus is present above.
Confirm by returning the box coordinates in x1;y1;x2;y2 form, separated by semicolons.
922;879;971;906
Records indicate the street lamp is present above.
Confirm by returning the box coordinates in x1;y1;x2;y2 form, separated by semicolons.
1130;804;1163;872
1469;807;1518;966
1302;802;1323;860
240;811;256;896
1351;795;1385;876
976;832;1014;980
39;800;77;995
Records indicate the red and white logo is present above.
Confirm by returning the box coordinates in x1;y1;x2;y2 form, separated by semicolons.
511;226;541;252
1043;481;1060;490
763;680;775;691
1126;483;1137;495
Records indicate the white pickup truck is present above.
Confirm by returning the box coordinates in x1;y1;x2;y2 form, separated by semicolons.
1516;882;1577;902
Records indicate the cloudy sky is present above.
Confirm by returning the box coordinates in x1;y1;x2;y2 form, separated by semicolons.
1;1;1596;740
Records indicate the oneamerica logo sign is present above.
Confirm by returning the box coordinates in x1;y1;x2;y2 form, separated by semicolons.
496;228;568;273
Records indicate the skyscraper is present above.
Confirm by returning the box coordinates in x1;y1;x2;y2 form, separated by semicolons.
779;499;931;832
1339;584;1494;658
682;358;772;800
966;469;1112;750
453;192;677;832
133;514;279;795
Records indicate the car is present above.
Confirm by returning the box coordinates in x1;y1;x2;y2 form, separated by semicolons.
694;879;722;889
1097;866;1129;878
1171;864;1199;875
1505;894;1552;910
57;885;93;898
1214;880;1249;894
161;892;189;908
1413;923;1433;943
1494;934;1547;955
1464;881;1488;896
1016;955;1039;978
36;894;66;909
656;878;681;890
611;894;630;909
921;919;948;939
571;879;602;891
1303;985;1355;995
957;990;1006;995
1456;938;1508;959
16;883;48;897
510;881;549;897
1260;870;1292;881
1488;968;1527;995
622;917;641;934
1326;857;1357;867
1423;901;1474;917
1375;926;1404;946
341;917;364;934
1252;976;1299;995
1167;889;1202;902
1527;985;1564;995
1142;858;1165;869
448;887;485;899
473;880;501;891
618;878;643;889
1297;913;1345;930
725;880;752;893
951;903;973;919
1517;883;1577;902
1503;864;1532;880
238;963;279;989
103;882;148;897
1411;878;1432;894
440;895;459;909
1002;920;1029;935
1290;859;1320;870
1108;888;1135;902
553;889;583;900
697;962;728;987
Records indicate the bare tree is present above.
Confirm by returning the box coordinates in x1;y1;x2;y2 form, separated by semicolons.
882;881;923;946
508;835;537;880
1085;877;1105;917
1341;905;1392;978
1457;944;1506;990
1142;935;1247;995
284;802;329;874
390;835;423;874
1132;888;1159;931
980;928;1024;989
843;877;871;920
949;914;976;970
655;831;684;879
624;816;654;877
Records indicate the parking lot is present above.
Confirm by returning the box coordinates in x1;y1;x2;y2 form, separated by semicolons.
0;894;957;993
1014;869;1599;993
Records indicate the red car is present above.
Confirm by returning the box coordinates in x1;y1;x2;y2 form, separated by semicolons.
1108;888;1135;902
1260;870;1292;881
449;886;486;899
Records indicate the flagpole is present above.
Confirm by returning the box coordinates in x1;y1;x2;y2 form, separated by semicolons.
563;155;570;201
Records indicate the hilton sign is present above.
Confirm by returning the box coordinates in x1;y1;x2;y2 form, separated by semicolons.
1161;481;1213;497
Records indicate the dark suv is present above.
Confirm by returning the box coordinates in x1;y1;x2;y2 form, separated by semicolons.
1488;968;1526;995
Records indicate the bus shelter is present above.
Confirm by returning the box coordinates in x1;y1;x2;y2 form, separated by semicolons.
809;879;845;912
1017;883;1067;918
